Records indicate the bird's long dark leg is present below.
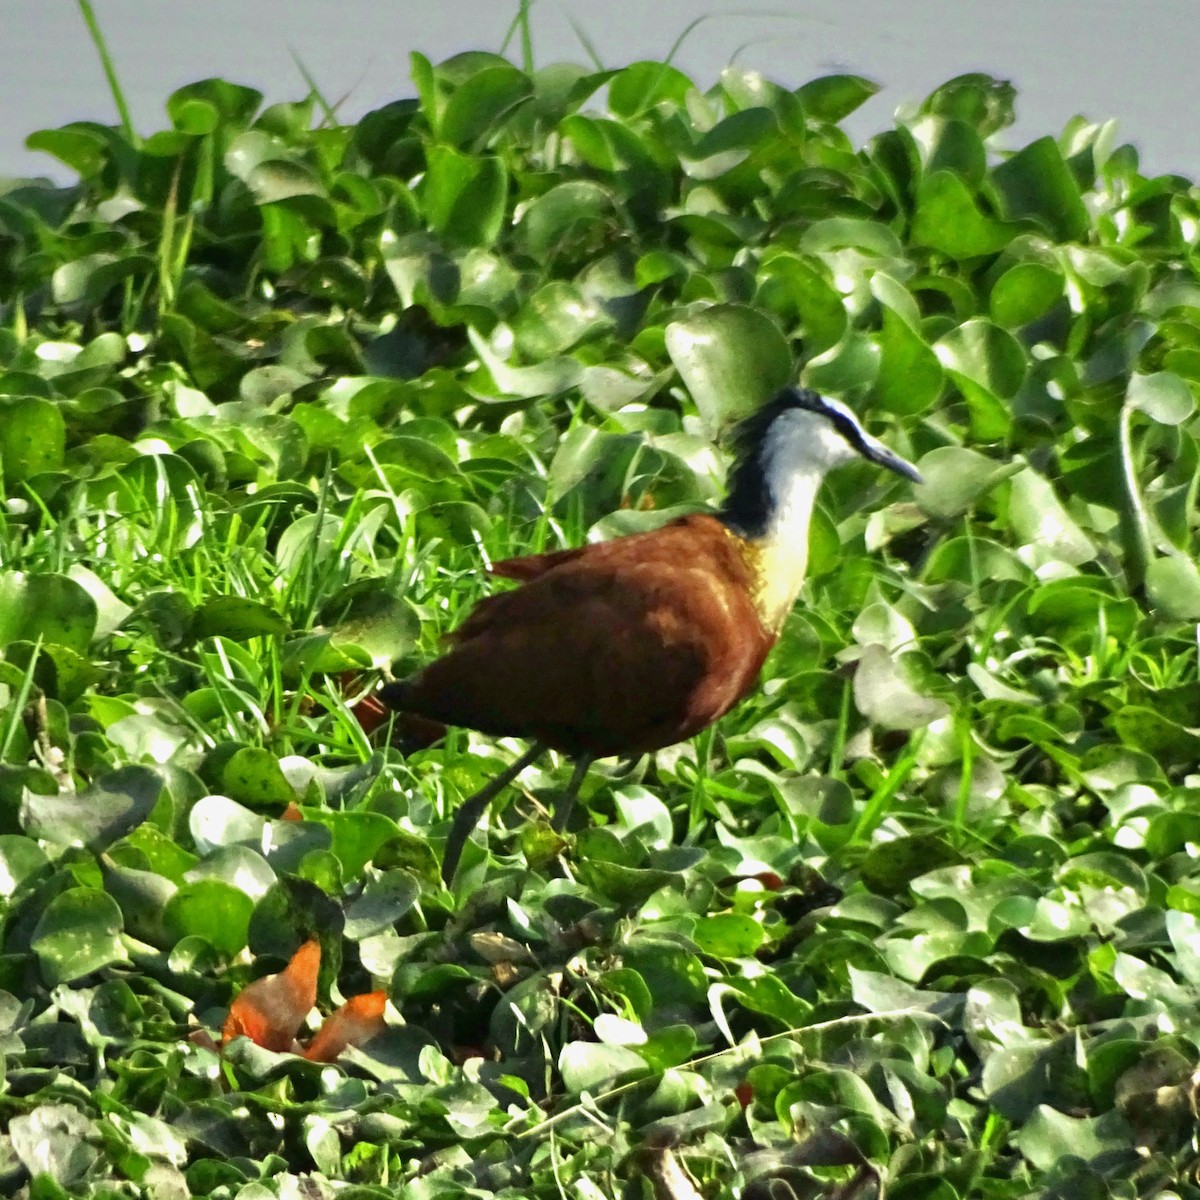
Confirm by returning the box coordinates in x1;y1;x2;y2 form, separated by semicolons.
441;741;546;884
551;754;594;832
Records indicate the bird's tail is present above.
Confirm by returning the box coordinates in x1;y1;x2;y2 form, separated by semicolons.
378;678;413;710
372;677;447;748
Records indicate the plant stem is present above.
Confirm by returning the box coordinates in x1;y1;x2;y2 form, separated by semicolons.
76;0;136;143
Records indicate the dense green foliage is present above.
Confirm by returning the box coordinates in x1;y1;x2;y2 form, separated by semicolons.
2;45;1200;1200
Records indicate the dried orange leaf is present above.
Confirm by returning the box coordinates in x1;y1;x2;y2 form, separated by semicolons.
303;990;387;1062
221;938;320;1052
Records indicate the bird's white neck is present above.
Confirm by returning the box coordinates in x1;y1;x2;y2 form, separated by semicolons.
745;465;824;632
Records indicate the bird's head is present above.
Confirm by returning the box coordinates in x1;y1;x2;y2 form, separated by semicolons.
736;387;921;483
720;388;921;538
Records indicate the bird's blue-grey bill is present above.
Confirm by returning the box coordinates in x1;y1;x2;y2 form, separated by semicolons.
872;444;923;484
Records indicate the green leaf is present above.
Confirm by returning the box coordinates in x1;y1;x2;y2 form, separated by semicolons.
344;870;420;940
1145;556;1200;620
168;78;263;128
439;65;532;148
796;75;880;122
0;396;66;484
665;304;792;434
862;835;960;894
163;880;254;957
854;644;950;730
518;180;618;261
989;261;1064;327
874;305;944;414
608;61;693;119
692;913;765;958
193;597;289;641
0;835;49;897
1126;371;1195;425
1008;468;1096;566
934;318;1026;439
1013;1106;1136;1173
221;748;295;809
992;136;1089;242
21;766;164;851
31;888;127;984
912;171;1013;259
421;146;507;247
558;1040;647;1093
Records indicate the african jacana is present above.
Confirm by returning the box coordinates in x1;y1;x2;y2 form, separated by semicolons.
382;387;921;882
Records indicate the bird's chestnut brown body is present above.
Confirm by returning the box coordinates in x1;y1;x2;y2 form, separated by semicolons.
381;388;922;881
392;514;775;758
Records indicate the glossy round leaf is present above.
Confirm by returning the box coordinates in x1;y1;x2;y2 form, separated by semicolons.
1126;371;1195;425
31;888;126;985
989;261;1064;327
665;304;792;434
163;879;254;957
0;397;65;484
1145;556;1200;620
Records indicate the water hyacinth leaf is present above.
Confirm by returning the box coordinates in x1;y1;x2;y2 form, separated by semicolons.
608;60;693;119
862;835;960;894
934;318;1026;438
222;748;296;809
21;766;163;850
854;644;950;730
467;326;584;398
920;73;1016;135
0;396;65;484
796;74;880;122
1013;1106;1136;1173
756;254;846;354
802;330;880;393
1125;371;1195;425
559;1040;647;1093
0;835;50;897
168;77;262;128
31;887;127;984
874;304;944;413
9;1104;101;1186
911;447;1018;519
189;794;266;855
519;179;619;261
439;64;532;148
1108;706;1200;765
692;913;766;958
163;879;254;957
187;844;277;902
126;590;195;648
344;870;420;940
301;809;410;877
25;125;111;176
912;171;1013;259
421;146;507;246
992;136;1089;242
1145;556;1200;620
100;856;177;946
51;253;150;309
1008;468;1096;565
58;568;129;645
193;597;289;641
989;260;1064;328
665;304;792;434
326;587;419;669
1;639;91;705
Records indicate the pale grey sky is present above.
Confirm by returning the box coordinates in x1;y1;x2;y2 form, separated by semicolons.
3;1;1199;178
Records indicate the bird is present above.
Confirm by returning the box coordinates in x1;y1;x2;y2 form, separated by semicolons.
380;387;922;883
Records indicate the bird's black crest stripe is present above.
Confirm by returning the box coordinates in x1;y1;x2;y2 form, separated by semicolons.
720;388;870;537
